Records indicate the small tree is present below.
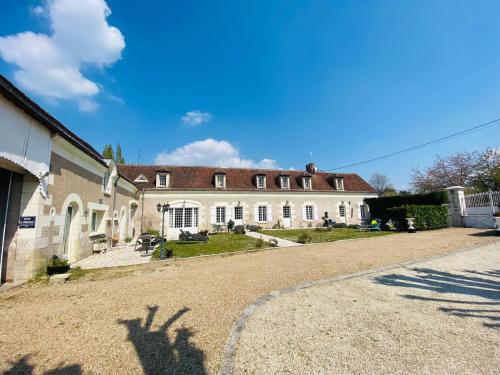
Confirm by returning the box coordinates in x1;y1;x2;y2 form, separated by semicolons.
102;144;114;160
411;150;486;193
369;173;393;194
115;143;125;164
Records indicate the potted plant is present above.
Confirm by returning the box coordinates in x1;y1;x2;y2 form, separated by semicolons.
47;255;70;275
494;211;500;235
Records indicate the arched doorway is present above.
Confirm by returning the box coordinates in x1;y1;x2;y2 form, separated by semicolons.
62;201;80;258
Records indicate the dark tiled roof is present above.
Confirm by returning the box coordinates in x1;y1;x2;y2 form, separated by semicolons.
0;74;106;166
116;164;376;193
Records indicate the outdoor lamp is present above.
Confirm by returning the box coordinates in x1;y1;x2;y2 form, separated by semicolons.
157;203;162;212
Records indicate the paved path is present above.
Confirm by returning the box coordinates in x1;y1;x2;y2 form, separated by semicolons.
245;231;301;247
0;228;497;375
232;241;500;374
73;243;152;269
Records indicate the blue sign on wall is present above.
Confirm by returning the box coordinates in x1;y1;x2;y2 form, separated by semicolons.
19;216;36;228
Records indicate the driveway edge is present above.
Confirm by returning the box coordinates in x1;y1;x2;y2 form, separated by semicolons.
218;241;498;375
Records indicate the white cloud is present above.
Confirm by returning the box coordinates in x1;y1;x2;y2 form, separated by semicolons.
31;5;45;16
0;0;125;111
181;110;212;126
155;139;279;169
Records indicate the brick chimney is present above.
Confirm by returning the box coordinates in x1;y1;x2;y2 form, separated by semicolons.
305;163;317;174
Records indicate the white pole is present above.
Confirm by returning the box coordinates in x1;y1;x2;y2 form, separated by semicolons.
1;172;13;283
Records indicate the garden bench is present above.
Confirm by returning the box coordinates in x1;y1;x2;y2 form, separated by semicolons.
179;230;208;242
359;218;382;232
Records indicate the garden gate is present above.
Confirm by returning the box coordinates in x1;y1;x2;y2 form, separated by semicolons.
463;191;500;229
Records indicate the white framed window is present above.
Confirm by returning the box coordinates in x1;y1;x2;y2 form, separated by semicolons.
303;177;312;190
102;172;110;192
257;175;266;189
258;206;268;222
215;174;225;189
174;208;183;228
280;176;290;189
234;206;243;220
156;173;168;188
335;178;344;191
169;207;199;228
216;206;226;224
339;204;346;217
305;205;314;221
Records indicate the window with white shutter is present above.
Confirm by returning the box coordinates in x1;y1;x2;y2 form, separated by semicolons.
305;205;314;221
216;206;226;224
258;206;267;222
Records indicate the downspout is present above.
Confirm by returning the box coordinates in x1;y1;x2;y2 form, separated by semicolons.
140;188;145;234
110;175;121;246
1;171;12;283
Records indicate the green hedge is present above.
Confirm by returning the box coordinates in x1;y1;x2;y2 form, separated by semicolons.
387;205;448;231
364;191;447;225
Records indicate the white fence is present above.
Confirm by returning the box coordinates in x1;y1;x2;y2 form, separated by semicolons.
463;191;499;229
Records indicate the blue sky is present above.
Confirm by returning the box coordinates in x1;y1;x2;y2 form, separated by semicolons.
1;0;499;189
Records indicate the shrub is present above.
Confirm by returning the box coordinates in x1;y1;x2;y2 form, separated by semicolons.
233;225;246;234
227;219;235;231
148;229;160;237
297;232;312;244
198;230;209;237
494;211;500;217
332;223;347;228
246;224;262;232
387;204;448;231
124;236;132;243
48;255;68;266
255;237;266;248
365;191;448;225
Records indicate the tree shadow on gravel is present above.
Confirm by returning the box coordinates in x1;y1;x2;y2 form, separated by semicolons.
2;354;81;374
118;306;206;375
374;267;500;329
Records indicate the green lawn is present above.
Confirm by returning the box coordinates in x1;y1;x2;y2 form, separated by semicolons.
261;228;393;243
153;233;264;258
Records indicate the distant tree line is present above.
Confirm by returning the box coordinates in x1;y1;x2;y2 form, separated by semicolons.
102;143;125;164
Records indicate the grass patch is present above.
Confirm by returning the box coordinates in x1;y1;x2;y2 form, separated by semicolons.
68;266;88;281
152;233;263;259
261;228;394;243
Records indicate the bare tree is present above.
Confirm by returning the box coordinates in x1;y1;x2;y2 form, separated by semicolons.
369;173;393;194
411;151;481;193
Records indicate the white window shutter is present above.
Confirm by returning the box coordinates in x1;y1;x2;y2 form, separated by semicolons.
313;204;319;220
254;206;259;222
227;207;233;223
267;205;272;222
357;204;361;219
210;207;216;224
302;205;307;221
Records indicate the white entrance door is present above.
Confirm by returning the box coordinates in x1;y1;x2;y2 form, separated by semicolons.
234;206;244;226
282;205;291;228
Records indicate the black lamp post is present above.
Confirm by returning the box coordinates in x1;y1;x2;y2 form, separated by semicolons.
157;202;170;259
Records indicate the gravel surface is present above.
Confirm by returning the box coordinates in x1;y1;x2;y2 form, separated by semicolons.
234;241;500;375
0;228;497;374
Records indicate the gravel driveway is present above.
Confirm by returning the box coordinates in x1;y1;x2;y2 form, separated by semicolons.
233;241;500;374
0;228;498;374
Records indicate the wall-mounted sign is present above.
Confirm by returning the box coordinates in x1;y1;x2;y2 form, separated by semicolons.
19;216;36;228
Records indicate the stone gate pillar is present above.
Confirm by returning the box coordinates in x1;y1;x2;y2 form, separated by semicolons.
445;186;466;227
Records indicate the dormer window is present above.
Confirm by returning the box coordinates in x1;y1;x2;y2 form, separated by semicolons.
156;173;169;188
335;178;344;191
303;176;312;190
257;175;266;189
215;173;226;189
280;176;290;189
